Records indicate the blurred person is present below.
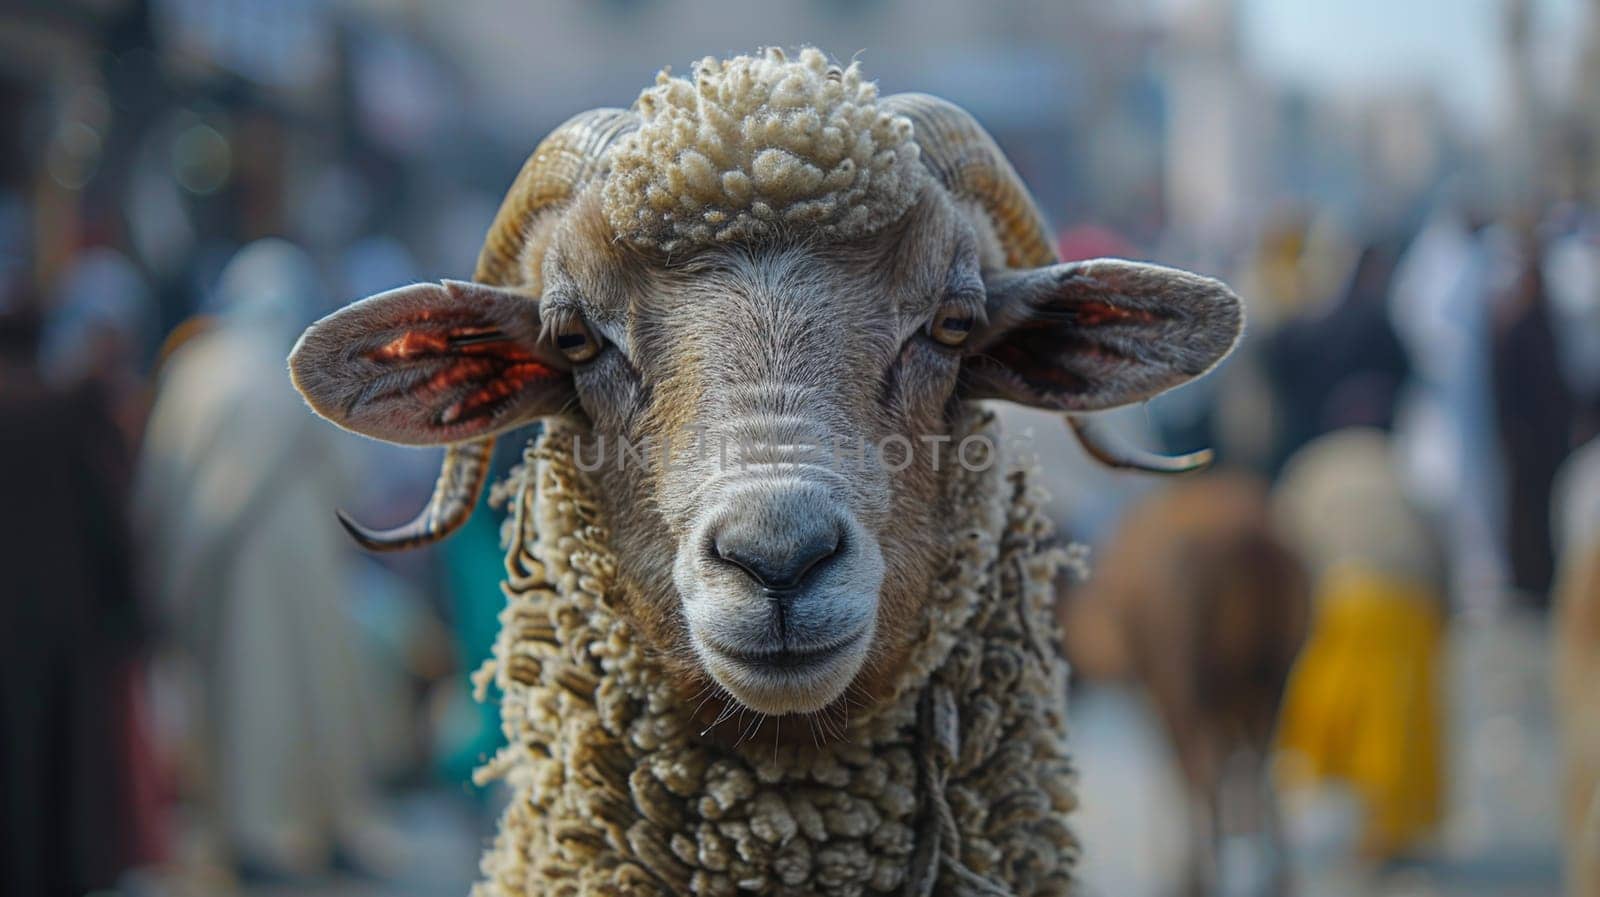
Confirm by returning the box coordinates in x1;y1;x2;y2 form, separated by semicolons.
1215;210;1355;471
41;245;160;443
1389;204;1514;612
1491;235;1579;603
1263;238;1410;472
42;238;173;869
135;239;402;881
1272;428;1446;860
1231;208;1357;334
1062;473;1310;897
1543;214;1600;438
0;295;149;895
1232;210;1312;335
1551;437;1600;897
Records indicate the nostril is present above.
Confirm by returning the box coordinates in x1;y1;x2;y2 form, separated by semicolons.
781;534;841;590
712;528;841;592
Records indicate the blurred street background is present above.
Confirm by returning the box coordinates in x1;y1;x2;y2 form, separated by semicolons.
4;0;1600;895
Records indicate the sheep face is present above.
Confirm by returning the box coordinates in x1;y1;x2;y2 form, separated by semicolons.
536;187;982;716
290;186;1242;721
288;51;1244;724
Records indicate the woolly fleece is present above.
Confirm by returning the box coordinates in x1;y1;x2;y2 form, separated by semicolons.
471;410;1081;896
601;48;925;253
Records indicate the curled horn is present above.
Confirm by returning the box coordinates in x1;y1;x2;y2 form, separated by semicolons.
338;108;638;552
880;92;1058;270
474;108;639;287
885;92;1213;475
1067;416;1213;475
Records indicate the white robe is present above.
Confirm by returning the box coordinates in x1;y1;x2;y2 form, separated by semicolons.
136;299;386;869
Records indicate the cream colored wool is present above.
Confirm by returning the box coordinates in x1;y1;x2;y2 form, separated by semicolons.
601;47;924;253
471;409;1081;897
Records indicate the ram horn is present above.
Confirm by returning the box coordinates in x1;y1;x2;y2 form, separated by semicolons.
881;92;1058;270
338;108;638;552
1068;415;1213;475
886;92;1213;475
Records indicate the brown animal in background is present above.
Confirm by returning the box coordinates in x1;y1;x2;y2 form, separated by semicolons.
1063;473;1310;896
1554;540;1600;897
1552;439;1600;897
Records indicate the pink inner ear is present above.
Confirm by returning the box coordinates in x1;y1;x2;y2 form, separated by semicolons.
371;330;455;361
363;315;559;430
436;356;556;425
1070;300;1158;327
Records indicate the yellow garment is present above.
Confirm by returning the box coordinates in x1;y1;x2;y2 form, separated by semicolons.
1276;565;1445;857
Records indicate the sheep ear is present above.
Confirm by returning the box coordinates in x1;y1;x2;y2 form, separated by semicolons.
289;280;574;446
963;259;1243;411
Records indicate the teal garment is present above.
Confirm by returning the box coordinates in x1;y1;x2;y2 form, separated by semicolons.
437;487;509;789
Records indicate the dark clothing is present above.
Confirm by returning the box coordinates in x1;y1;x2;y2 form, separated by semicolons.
1265;284;1411;473
1493;293;1577;601
0;367;143;897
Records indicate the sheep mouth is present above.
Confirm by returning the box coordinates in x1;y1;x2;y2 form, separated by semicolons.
713;637;857;672
697;625;873;714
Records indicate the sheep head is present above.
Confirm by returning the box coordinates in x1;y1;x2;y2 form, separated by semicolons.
289;48;1243;721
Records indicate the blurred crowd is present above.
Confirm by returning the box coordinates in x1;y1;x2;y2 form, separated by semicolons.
1024;191;1600;896
4;1;1600;896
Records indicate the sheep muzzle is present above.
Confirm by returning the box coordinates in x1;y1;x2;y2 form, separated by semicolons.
673;471;884;715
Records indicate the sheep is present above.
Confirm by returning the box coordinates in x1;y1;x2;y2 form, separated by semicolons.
1553;439;1600;897
1555;539;1600;897
1063;473;1309;896
287;48;1244;897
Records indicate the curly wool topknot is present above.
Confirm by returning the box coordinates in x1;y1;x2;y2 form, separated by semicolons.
601;47;924;253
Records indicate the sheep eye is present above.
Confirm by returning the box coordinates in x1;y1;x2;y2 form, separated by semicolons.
552;313;602;363
928;302;976;347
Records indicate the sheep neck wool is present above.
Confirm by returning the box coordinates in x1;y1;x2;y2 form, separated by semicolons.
472;409;1081;897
